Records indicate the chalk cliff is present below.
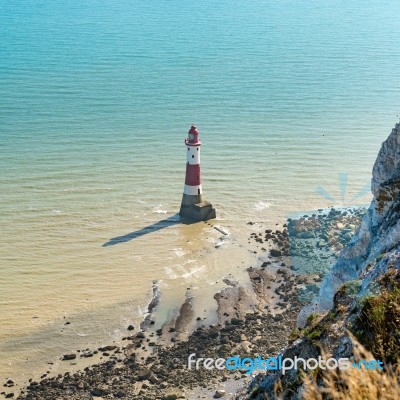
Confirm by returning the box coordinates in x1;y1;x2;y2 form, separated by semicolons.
316;122;400;311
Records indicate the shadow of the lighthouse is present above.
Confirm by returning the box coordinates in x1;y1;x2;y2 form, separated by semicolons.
102;214;184;247
179;125;216;221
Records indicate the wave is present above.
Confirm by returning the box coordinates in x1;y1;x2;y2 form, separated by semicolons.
254;200;273;211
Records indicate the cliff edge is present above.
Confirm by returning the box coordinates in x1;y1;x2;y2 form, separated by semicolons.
302;122;400;317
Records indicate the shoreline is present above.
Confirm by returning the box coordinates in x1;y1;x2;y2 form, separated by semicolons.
2;207;365;400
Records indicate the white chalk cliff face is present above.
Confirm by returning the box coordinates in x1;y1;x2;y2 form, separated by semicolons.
299;123;400;324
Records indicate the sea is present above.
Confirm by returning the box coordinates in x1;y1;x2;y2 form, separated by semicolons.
1;0;400;384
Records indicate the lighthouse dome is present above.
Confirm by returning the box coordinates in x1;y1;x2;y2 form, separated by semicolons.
187;125;200;144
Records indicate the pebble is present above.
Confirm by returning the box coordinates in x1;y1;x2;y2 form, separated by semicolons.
62;354;76;361
214;389;226;398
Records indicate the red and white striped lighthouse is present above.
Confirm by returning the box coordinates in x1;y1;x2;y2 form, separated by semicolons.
179;125;216;221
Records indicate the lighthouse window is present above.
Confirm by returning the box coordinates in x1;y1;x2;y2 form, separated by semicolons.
198;189;201;195
192;155;194;158
197;148;199;151
188;148;190;151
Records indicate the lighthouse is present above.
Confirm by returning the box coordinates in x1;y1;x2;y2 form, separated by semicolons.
179;125;216;221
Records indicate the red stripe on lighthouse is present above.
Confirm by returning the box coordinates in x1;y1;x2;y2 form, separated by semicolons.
185;164;201;186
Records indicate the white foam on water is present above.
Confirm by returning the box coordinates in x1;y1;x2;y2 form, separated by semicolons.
214;239;225;248
182;265;206;279
172;248;187;257
137;304;148;318
254;200;273;211
164;266;179;279
152;204;167;214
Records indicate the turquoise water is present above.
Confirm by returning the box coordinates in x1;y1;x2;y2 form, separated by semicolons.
1;0;400;383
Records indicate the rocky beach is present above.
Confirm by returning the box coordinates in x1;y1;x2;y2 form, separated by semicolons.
2;206;366;400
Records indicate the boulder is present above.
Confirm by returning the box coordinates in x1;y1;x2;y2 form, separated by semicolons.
214;389;226;398
137;369;152;381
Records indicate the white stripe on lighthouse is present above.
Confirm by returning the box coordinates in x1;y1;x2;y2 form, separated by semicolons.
184;184;203;196
186;146;201;165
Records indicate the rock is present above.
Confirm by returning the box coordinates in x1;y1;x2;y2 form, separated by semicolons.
161;394;178;400
5;394;14;399
220;344;231;353
342;232;352;241
214;389;226;398
91;386;109;396
137;369;152;381
127;325;134;331
298;231;315;239
148;373;159;384
270;249;282;257
62;354;76;361
267;346;277;353
239;340;252;353
99;345;117;352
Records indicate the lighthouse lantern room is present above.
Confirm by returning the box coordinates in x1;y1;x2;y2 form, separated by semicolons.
179;125;216;221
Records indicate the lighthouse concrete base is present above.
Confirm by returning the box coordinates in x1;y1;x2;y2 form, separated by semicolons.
179;201;216;221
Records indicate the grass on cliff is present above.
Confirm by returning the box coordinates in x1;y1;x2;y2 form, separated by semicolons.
302;267;400;400
273;268;400;400
352;265;400;364
302;339;400;400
